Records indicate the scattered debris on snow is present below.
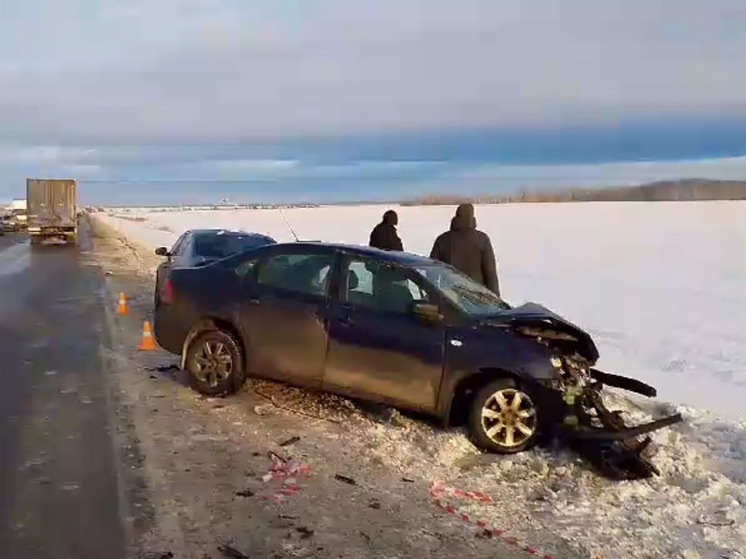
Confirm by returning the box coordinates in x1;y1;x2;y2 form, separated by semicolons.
241;379;746;559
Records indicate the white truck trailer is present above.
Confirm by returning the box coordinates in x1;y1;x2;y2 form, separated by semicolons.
26;179;78;245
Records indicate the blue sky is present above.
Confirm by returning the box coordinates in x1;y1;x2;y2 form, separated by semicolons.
2;0;746;202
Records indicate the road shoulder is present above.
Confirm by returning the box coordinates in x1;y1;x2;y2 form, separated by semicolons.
87;214;584;559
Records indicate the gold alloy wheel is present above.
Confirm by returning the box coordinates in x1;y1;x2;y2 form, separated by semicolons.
192;339;234;387
480;388;538;448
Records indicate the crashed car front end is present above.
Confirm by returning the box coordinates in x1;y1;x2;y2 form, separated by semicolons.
544;352;683;479
505;310;684;480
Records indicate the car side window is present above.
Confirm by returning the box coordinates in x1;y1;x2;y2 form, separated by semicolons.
343;257;432;314
256;251;334;298
171;233;188;256
234;256;260;278
175;235;195;262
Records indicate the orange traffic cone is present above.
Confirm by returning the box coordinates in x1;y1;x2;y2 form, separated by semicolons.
138;321;157;351
117;292;129;315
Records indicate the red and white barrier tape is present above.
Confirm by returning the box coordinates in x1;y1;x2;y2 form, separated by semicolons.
429;482;556;559
260;452;311;502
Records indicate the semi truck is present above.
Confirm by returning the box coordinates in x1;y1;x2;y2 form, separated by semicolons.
26;179;78;245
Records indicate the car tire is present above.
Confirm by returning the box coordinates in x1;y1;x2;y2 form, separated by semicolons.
185;329;245;397
468;378;540;454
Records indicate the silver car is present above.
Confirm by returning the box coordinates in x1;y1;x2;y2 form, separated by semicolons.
0;216;14;233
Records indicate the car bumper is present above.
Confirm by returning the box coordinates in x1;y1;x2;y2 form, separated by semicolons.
560;368;683;441
153;305;190;355
552;368;684;480
561;411;683;441
28;226;76;234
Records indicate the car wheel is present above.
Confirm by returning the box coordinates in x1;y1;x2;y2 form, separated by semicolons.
468;378;539;454
185;329;244;397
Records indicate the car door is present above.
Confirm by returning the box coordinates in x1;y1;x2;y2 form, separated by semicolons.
323;254;446;411
238;246;335;388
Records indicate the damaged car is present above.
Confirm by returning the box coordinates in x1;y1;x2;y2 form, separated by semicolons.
153;242;682;480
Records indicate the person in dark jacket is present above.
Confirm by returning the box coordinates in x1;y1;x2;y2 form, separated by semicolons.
369;209;404;251
429;203;500;295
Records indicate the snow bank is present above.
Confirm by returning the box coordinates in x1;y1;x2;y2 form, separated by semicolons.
96;201;746;419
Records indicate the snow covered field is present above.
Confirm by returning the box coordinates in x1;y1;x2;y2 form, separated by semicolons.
99;201;746;419
94;202;746;559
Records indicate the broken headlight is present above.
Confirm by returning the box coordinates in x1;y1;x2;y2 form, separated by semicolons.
562;354;592;383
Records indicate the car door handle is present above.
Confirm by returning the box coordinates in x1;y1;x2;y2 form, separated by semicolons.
247;297;260;305
338;315;354;326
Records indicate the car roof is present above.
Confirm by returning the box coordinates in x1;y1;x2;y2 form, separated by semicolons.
272;241;435;266
189;228;273;239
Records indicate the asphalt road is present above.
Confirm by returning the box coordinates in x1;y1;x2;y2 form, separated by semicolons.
0;229;126;559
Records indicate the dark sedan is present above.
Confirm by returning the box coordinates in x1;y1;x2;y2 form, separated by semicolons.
153;228;276;307
153;242;681;460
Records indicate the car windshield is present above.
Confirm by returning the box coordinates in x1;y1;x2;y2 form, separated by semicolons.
193;232;275;260
414;263;510;316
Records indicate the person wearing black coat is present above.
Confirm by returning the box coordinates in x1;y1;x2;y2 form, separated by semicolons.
369;209;404;251
429;203;500;296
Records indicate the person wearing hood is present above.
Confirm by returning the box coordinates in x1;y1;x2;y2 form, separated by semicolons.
369;209;404;251
429;203;500;295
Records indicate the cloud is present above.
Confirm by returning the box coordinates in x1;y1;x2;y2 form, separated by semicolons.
205;159;299;173
1;0;746;143
59;164;103;177
447;155;746;189
3;129;746;203
3;1;746;200
2;146;99;165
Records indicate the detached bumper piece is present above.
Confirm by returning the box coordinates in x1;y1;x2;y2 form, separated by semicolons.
559;369;684;481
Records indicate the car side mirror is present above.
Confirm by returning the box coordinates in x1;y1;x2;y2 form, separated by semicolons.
155;247;170;257
413;302;443;323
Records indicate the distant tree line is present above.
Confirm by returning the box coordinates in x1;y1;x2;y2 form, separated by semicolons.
400;179;746;206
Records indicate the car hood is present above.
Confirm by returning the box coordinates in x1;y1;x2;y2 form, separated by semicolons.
481;302;600;362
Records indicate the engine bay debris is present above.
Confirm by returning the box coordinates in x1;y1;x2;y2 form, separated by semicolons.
510;320;684;481
556;366;683;480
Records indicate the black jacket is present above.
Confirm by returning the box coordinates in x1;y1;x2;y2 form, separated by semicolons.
369;220;403;252
429;208;500;295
